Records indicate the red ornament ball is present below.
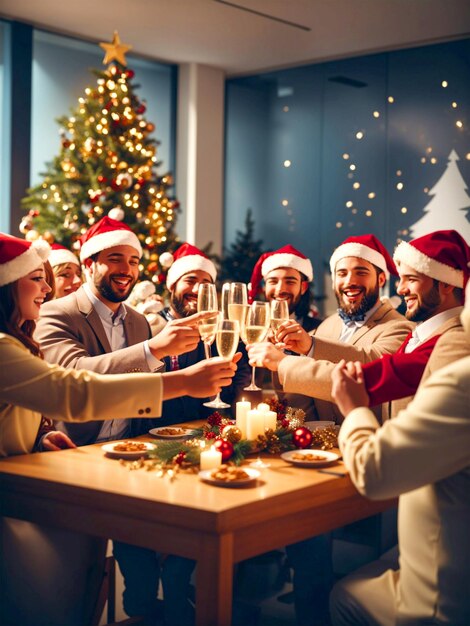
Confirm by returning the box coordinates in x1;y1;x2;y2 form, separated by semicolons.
213;438;234;462
292;427;313;449
97;175;107;184
126;69;135;79
136;104;146;115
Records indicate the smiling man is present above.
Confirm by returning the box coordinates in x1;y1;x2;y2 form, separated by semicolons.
360;229;470;416
248;234;413;424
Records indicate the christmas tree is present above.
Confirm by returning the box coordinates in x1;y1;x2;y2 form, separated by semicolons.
409;150;470;240
219;209;265;283
21;32;180;290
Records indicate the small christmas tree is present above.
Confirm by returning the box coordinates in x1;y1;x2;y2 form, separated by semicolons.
219;209;265;283
409;150;470;240
21;32;180;291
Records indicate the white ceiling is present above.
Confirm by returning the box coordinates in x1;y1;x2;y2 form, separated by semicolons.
2;0;470;76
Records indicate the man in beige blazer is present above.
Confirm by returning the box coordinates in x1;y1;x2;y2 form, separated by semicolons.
248;234;413;424
35;216;215;624
329;281;470;625
247;235;412;626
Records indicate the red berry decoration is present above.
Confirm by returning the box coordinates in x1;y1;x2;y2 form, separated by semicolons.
97;175;107;184
213;438;234;462
292;427;313;449
174;451;186;465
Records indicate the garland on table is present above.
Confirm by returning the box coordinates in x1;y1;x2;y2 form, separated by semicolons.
144;398;338;469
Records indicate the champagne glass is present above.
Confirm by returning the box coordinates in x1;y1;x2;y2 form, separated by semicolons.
197;283;218;359
243;301;270;391
221;282;231;319
270;299;289;342
204;319;240;409
228;282;249;337
198;312;220;360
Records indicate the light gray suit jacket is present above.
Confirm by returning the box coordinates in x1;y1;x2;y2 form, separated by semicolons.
35;286;162;445
277;299;414;423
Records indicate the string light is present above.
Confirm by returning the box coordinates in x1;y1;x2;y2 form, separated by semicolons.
342;153;350;160
387;96;394;103
456;120;463;129
397;182;404;190
373;111;380;118
441;80;448;88
283;160;291;168
355;131;364;140
368;192;376;199
401;207;408;213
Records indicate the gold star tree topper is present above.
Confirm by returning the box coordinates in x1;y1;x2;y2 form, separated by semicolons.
100;31;132;66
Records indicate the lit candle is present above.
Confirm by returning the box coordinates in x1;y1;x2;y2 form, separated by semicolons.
236;400;251;438
200;446;222;471
246;409;266;441
264;410;277;431
257;402;270;413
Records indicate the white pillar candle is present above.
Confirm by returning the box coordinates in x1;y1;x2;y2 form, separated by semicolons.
264;410;277;432
236;400;251;438
200;446;222;471
246;409;266;441
257;402;270;413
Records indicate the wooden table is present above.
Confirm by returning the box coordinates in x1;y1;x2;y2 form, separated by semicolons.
0;437;394;626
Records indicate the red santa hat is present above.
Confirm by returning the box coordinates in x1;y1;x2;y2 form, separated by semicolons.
0;233;51;287
165;243;217;289
249;244;313;302
329;234;397;277
79;216;142;262
394;229;470;289
49;243;80;268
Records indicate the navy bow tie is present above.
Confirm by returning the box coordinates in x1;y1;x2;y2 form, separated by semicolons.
337;308;366;323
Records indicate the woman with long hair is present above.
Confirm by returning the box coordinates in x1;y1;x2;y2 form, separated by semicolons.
0;232;238;624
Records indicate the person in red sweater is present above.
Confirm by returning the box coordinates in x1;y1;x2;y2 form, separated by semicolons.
361;229;470;416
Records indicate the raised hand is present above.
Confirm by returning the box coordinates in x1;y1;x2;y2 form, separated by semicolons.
163;353;241;399
148;311;214;359
246;342;286;372
275;320;313;354
331;359;370;415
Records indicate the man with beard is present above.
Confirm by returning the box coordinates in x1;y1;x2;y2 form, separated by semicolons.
35;219;225;625
36;217;207;446
248;244;321;419
246;235;412;626
247;234;413;425
360;229;470;418
150;242;251;427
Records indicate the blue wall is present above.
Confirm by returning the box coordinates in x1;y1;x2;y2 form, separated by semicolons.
225;38;470;306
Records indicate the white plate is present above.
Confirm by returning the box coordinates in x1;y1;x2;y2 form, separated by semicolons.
102;441;155;459
281;449;340;468
148;427;195;439
198;467;261;488
305;421;335;430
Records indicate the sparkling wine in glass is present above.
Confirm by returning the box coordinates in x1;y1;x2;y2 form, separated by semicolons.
228;282;249;339
270;299;289;341
204;319;240;409
221;282;231;320
243;301;270;391
197;283;218;359
198;312;220;360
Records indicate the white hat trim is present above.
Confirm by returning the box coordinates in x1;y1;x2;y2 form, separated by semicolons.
80;229;142;261
0;239;51;287
166;255;217;289
330;242;388;276
262;253;313;282
49;248;80;268
394;241;463;288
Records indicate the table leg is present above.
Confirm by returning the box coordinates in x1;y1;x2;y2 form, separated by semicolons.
195;532;234;626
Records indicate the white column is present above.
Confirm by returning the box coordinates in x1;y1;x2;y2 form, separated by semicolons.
176;63;226;254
